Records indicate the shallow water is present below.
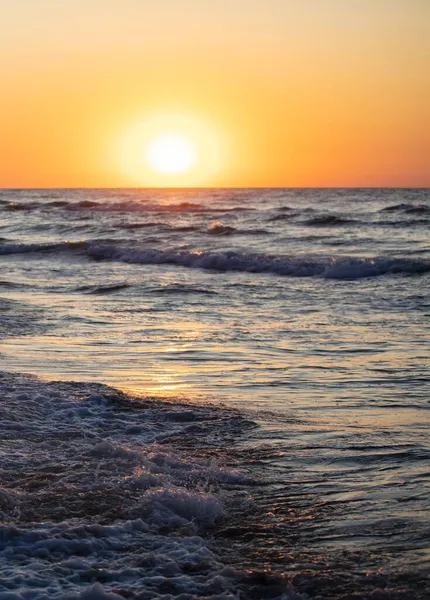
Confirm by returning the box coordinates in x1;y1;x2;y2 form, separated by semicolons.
1;188;429;598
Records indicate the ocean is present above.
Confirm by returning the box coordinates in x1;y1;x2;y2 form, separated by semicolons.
1;188;429;599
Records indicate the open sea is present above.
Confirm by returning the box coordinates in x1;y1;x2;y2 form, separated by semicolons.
1;188;429;599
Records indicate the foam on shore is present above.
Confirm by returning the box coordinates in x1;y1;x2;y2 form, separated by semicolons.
0;371;274;600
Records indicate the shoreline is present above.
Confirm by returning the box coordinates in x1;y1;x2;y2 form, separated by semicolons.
1;370;429;599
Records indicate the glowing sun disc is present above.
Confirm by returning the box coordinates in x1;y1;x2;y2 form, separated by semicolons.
117;112;225;186
146;134;196;174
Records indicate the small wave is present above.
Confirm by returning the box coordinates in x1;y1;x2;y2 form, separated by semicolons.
121;222;201;233
208;221;237;235
67;200;206;213
70;199;102;209
380;203;430;214
0;240;86;255
124;224;200;234
146;284;218;295
380;203;410;212
172;224;201;232
0;280;25;289
2;197;256;215
74;283;132;294
214;205;254;213
46;200;70;207
402;218;430;227
1;199;96;211
86;244;430;280
304;215;356;226
377;218;430;228
63;200;255;214
3;202;40;211
269;213;294;222
120;222;164;230
404;204;430;214
269;207;315;221
242;228;269;235
208;221;269;236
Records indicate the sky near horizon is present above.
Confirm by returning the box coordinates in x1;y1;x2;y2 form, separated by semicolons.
1;0;429;187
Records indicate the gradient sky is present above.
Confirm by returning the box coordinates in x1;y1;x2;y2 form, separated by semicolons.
1;0;429;187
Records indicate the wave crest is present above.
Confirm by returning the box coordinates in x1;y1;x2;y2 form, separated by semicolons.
3;240;429;279
304;215;356;226
87;244;430;280
380;203;430;214
0;241;86;255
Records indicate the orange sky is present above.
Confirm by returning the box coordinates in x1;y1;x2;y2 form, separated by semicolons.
1;0;429;187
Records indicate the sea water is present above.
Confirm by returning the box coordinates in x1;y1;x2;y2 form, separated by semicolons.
1;188;429;599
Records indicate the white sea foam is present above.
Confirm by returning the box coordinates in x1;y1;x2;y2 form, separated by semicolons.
0;372;282;600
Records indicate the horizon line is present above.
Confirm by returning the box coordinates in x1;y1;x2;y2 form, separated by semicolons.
1;185;429;191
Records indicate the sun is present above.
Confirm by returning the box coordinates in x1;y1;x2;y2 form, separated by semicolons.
146;134;196;174
117;112;225;186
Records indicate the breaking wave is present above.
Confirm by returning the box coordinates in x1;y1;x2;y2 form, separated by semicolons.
2;240;429;279
0;371;268;600
87;245;430;279
1;371;427;599
208;221;269;236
